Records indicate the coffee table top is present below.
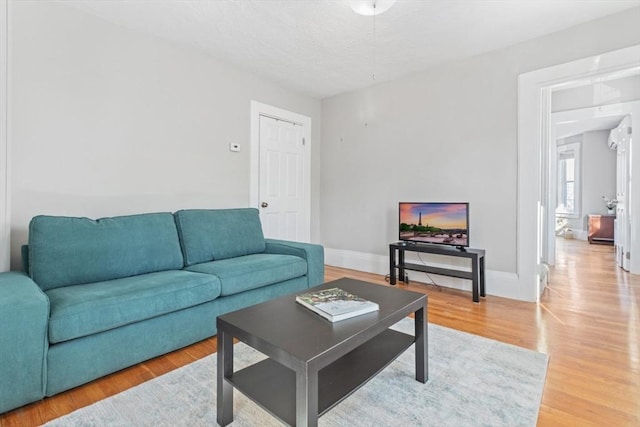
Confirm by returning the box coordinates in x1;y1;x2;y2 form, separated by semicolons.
217;277;427;369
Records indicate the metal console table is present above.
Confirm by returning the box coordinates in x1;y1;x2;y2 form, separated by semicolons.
389;242;486;303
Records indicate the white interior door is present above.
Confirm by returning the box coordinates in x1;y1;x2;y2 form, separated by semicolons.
611;115;638;274
630;113;640;274
258;114;308;241
615;116;632;271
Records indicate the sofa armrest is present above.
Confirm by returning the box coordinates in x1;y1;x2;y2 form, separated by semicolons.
0;272;49;413
264;239;324;287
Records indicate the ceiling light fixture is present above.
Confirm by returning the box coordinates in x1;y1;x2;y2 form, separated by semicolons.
349;0;396;82
349;0;396;16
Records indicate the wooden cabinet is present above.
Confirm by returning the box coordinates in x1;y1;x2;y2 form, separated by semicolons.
588;214;615;245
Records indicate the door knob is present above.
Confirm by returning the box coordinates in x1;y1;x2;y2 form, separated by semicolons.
261;202;268;208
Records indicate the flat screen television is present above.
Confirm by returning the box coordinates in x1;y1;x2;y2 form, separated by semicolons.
399;202;469;248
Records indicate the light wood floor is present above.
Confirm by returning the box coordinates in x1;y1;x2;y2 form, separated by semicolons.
1;238;638;426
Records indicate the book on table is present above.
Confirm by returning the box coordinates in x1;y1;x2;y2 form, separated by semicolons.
295;287;379;322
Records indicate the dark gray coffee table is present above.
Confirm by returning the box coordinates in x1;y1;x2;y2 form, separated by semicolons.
216;278;428;427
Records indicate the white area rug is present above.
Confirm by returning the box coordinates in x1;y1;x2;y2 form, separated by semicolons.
45;319;548;427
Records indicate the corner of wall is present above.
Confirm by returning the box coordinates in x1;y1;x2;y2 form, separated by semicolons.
0;0;10;272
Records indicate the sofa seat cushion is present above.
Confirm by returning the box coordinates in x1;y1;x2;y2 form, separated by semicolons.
184;254;307;297
46;270;222;344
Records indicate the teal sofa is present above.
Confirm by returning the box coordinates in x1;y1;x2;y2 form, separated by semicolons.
0;208;324;414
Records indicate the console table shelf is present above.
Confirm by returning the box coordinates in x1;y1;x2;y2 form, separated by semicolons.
389;242;486;302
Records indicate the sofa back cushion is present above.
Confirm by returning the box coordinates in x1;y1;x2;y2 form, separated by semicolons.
174;208;266;265
29;213;184;290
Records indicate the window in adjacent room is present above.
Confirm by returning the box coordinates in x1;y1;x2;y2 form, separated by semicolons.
556;141;581;218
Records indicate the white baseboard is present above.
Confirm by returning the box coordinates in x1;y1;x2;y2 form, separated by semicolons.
325;248;389;276
325;247;523;301
561;229;588;240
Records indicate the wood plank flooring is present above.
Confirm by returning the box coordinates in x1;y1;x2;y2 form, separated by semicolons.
1;238;638;426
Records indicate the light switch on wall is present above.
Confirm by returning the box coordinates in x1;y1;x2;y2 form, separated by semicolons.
229;143;241;152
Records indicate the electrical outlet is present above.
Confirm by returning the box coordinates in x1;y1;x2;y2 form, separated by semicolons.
229;143;241;152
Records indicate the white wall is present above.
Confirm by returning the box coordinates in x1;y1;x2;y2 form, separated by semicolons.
582;130;617;219
320;7;640;298
9;1;322;270
0;0;8;271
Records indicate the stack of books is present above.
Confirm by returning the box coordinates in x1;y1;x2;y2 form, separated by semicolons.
295;287;379;322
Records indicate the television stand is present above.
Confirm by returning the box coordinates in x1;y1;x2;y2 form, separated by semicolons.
389;242;486;303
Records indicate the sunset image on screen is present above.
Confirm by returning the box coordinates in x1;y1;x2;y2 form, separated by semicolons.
399;203;468;246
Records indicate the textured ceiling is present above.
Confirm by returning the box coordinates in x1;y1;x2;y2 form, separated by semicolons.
60;0;640;99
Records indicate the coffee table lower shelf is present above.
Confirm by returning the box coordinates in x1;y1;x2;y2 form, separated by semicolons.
228;328;414;426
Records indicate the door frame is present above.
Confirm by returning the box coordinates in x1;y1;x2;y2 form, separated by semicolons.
249;101;312;242
518;44;640;301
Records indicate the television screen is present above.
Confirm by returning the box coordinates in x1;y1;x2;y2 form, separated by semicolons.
399;202;469;248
